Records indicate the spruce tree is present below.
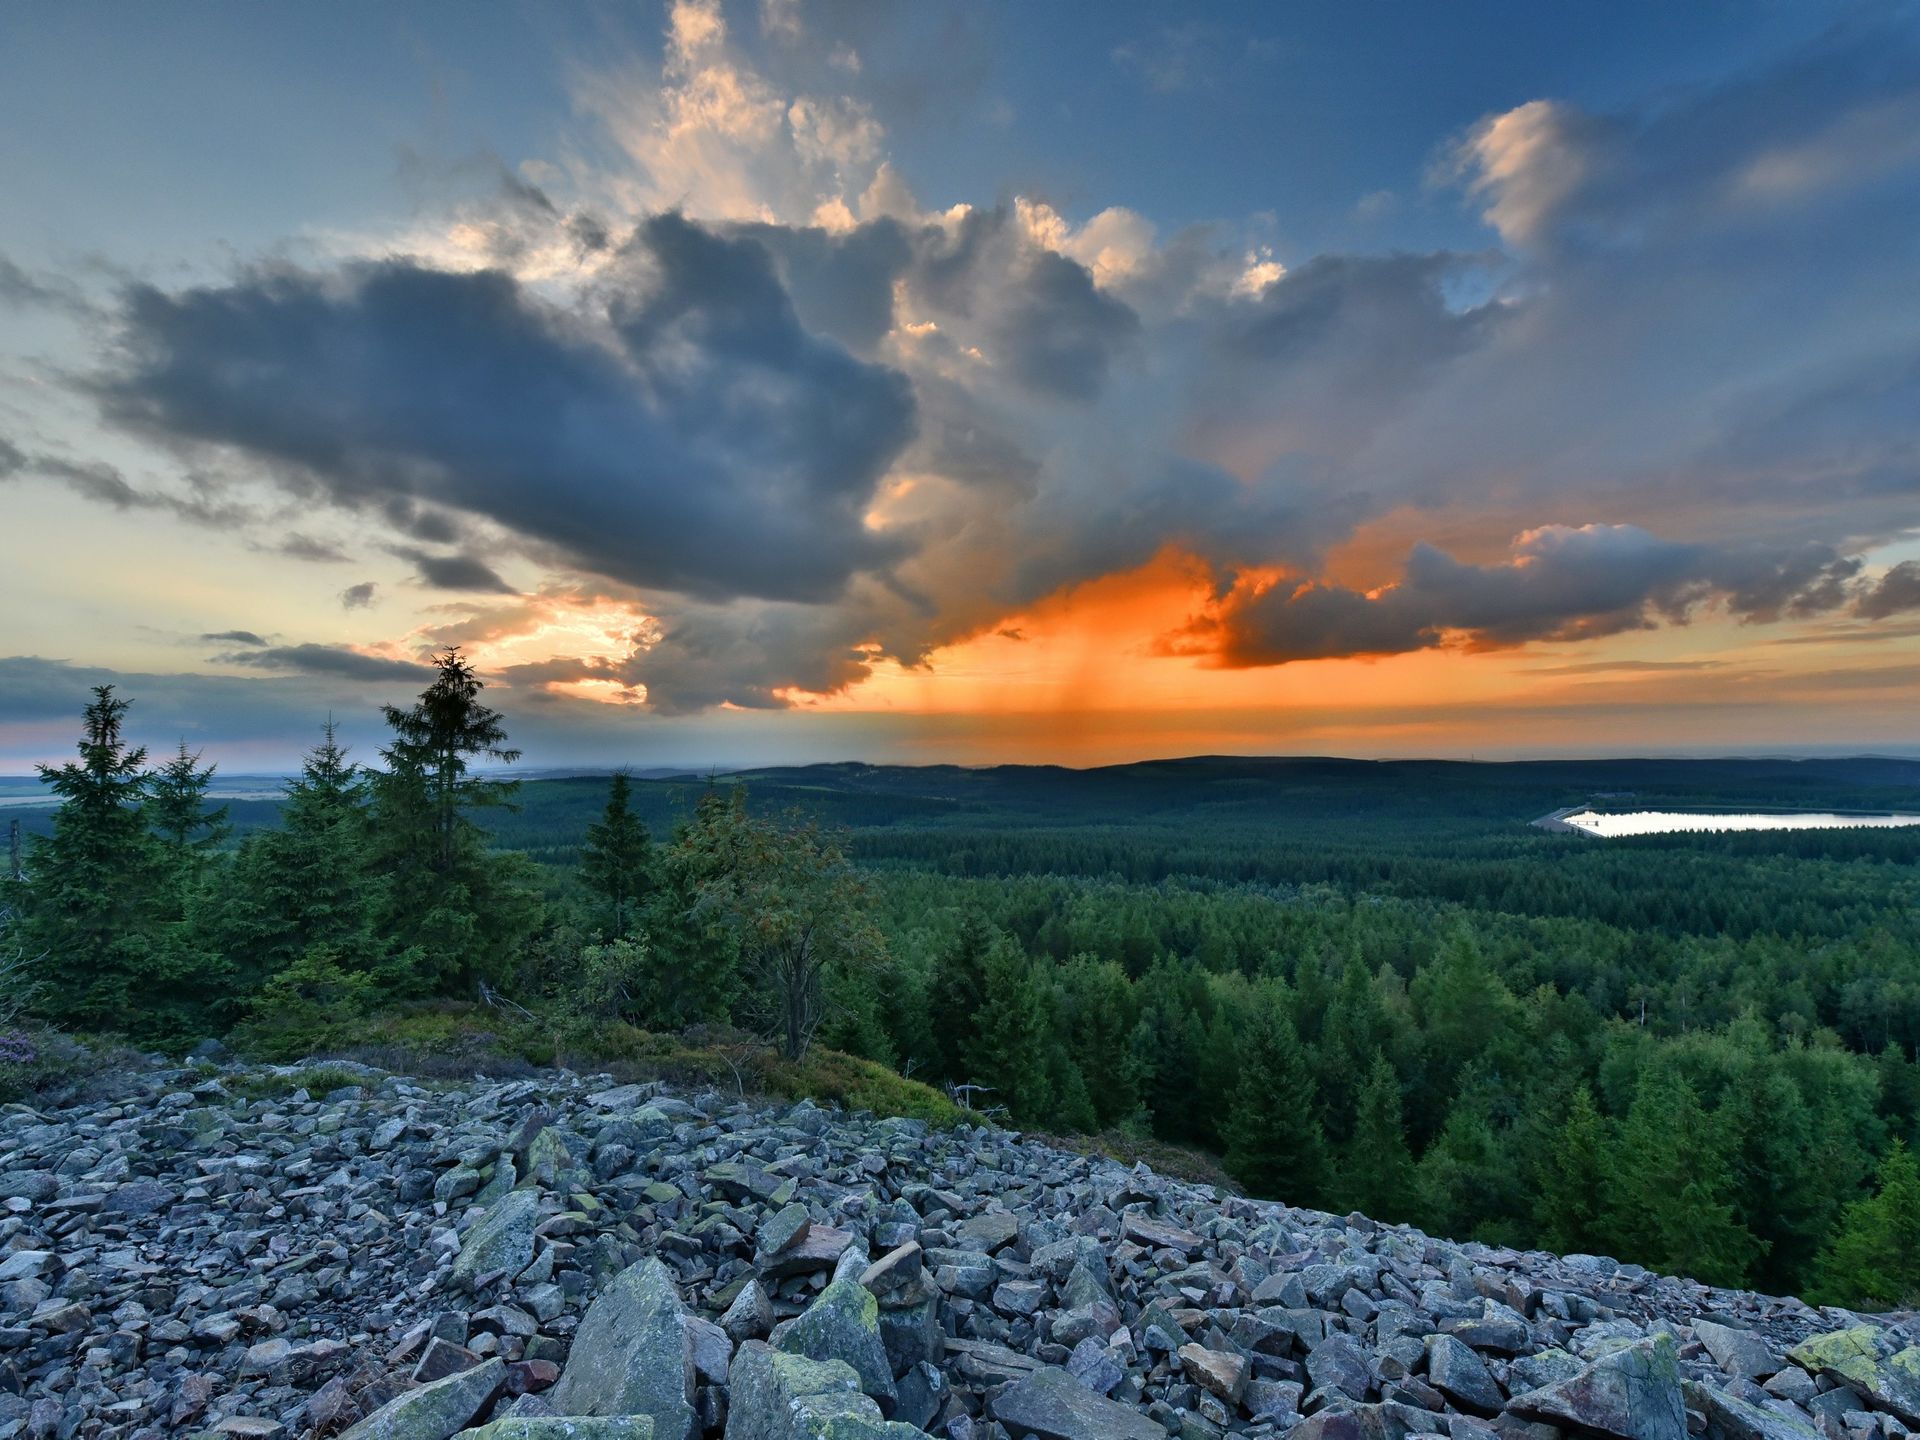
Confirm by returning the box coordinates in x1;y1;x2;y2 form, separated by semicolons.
1813;1142;1920;1310
18;686;160;1028
1416;1085;1526;1243
148;741;230;916
1603;1067;1765;1286
376;647;520;875
971;934;1053;1123
638;793;741;1029
371;650;535;992
196;720;376;999
925;911;992;1085
1344;1051;1417;1221
1319;956;1393;1142
581;771;652;935
1224;987;1328;1205
1535;1085;1609;1253
1060;955;1140;1127
148;741;229;861
1131;959;1210;1141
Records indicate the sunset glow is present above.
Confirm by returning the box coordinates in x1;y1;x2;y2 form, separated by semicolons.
2;1;1916;769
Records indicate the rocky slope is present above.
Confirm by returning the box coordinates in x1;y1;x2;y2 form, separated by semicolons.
1;1061;1914;1440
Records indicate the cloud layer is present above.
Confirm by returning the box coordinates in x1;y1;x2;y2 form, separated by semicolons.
6;0;1920;724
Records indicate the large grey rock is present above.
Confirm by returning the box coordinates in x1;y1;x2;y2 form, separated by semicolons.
549;1258;696;1440
721;1278;774;1343
1686;1381;1822;1440
1178;1343;1248;1403
457;1423;654;1440
726;1342;925;1440
1282;1402;1431;1440
988;1366;1167;1440
1309;1332;1374;1401
1426;1334;1502;1415
1696;1321;1779;1382
778;1277;897;1408
1505;1336;1686;1440
339;1357;506;1440
1786;1329;1920;1426
451;1189;541;1289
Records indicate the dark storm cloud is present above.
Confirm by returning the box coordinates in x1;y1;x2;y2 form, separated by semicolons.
1223;252;1491;384
991;250;1139;402
213;643;430;682
730;217;912;352
1859;562;1920;620
339;581;378;611
391;547;516;594
621;602;882;715
93;212;916;605
1177;526;1876;667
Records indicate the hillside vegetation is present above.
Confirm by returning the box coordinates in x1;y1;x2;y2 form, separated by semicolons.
5;656;1920;1309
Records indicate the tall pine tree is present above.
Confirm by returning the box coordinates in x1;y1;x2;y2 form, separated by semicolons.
377;648;519;875
1535;1084;1610;1254
581;771;652;935
925;911;992;1085
370;651;536;992
1224;986;1328;1206
1344;1051;1417;1221
1603;1067;1765;1287
195;720;376;1000
148;741;229;864
18;687;160;1029
1813;1141;1920;1310
970;933;1054;1122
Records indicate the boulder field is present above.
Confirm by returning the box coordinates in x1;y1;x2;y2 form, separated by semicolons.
1;1062;1914;1440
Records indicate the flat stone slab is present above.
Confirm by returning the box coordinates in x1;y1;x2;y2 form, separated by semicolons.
989;1365;1167;1440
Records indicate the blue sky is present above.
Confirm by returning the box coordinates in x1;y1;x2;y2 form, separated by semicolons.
1;1;1917;770
0;2;1852;270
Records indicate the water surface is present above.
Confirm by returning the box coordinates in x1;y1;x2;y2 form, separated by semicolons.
1563;810;1920;837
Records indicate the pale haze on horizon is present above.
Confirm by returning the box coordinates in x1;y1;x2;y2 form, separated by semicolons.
2;0;1918;774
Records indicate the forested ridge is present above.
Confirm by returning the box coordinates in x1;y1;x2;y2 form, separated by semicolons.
5;659;1920;1309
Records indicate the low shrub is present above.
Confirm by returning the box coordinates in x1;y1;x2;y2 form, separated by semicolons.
223;1064;376;1103
236;999;968;1129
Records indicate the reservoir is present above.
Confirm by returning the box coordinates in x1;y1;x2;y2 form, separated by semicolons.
1560;809;1920;837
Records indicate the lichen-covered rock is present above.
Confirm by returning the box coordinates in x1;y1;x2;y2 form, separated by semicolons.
549;1258;697;1440
457;1421;654;1440
726;1343;927;1440
339;1357;506;1440
1505;1335;1686;1440
778;1278;898;1409
1786;1328;1920;1425
452;1189;541;1289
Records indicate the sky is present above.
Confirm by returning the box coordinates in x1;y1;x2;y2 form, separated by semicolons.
2;0;1918;772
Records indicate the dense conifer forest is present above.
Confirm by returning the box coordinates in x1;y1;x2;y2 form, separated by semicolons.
5;655;1920;1309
